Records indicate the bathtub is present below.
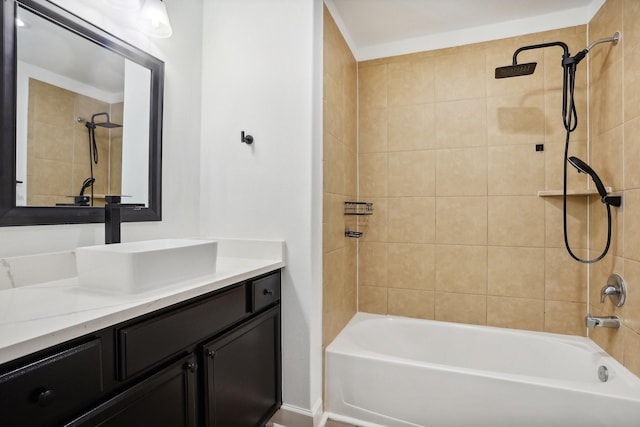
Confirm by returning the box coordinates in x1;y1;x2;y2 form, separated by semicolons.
325;313;640;427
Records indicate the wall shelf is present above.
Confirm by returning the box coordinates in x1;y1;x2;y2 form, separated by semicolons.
537;187;612;197
344;201;373;215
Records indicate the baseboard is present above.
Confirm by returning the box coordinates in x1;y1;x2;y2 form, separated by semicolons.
270;399;324;427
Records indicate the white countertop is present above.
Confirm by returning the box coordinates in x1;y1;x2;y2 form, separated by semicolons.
0;239;285;365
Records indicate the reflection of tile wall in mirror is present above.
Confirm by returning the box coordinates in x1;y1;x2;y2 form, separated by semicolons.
26;79;123;207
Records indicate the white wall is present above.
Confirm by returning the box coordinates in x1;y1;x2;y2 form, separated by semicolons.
0;0;204;257
199;0;324;417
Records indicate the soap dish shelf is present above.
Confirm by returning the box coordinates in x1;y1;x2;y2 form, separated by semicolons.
344;201;373;215
537;187;612;197
345;228;363;238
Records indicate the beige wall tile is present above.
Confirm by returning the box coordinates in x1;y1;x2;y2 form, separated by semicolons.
487;93;545;146
435;292;486;325
488;246;544;299
359;153;388;197
544;300;586;336
488;196;544;247
388;243;435;290
388;197;436;243
436;245;487;294
436;148;487;196
324;248;346;314
323;7;357;348
590;125;623;194
545;247;587;303
30;79;74;127
359;63;387;109
388;104;435;151
590;59;623;135
388;59;435;106
624;190;640;261
360;286;388;314
359;107;387;153
623;43;638;129
359;242;388;287
436;197;487;245
590;325;624;361
487;296;544;331
435;52;486;102
323;192;345;253
388;289;435;319
488;145;545;196
544;140;588;192
359;198;388;242
544;197;588;249
435;99;487;149
623;0;640;52
623;327;640;377
624;117;640;189
623;259;640;334
389;151;435;197
30;123;73;161
324;132;345;195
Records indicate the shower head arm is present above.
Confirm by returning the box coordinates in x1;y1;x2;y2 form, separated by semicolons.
586;32;620;52
511;41;569;65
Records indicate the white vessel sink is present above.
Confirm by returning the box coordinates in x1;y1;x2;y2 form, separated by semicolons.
76;239;218;293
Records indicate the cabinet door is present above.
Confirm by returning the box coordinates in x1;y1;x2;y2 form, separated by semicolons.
66;354;197;427
203;306;281;427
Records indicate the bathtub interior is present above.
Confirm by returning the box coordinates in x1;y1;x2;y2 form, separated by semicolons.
325;313;640;427
334;314;633;386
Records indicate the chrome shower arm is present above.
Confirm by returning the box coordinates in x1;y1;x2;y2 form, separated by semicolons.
586;32;620;52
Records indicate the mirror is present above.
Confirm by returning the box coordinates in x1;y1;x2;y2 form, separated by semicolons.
0;0;163;225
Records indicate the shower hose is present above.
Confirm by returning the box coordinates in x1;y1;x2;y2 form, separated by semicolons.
561;58;612;264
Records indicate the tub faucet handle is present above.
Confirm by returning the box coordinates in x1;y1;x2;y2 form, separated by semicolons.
600;274;626;307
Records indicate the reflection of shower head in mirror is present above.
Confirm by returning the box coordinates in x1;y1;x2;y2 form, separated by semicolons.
90;112;122;128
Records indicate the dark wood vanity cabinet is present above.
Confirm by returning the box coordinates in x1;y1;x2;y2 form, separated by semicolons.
203;306;281;427
0;270;282;427
66;354;199;427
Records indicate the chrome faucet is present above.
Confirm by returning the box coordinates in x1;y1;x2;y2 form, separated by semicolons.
600;274;626;306
105;196;144;244
585;313;620;329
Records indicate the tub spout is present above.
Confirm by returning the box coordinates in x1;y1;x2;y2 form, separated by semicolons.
585;313;620;329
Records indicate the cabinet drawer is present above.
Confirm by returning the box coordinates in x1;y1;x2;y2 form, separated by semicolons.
118;284;247;380
250;271;281;312
0;339;103;427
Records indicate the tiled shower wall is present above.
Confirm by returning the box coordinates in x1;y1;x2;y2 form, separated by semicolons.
27;79;122;206
322;6;358;348
587;0;640;376
356;26;593;336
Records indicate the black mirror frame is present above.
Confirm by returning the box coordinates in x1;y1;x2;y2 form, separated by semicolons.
0;0;163;226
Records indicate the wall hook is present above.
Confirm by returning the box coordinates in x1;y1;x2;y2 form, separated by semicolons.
241;131;254;145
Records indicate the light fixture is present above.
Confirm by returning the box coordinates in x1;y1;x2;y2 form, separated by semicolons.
139;0;172;38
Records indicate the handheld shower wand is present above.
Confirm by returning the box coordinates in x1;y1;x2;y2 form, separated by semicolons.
567;157;621;206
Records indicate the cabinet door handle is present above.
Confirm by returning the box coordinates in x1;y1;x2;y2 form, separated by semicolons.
263;289;273;296
35;388;55;407
185;362;197;373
